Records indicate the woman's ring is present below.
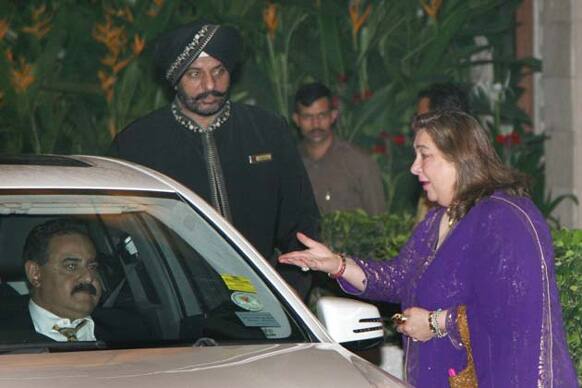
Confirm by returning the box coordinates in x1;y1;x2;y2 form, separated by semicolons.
301;266;310;272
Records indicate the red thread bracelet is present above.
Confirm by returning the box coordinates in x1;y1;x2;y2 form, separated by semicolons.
328;254;347;279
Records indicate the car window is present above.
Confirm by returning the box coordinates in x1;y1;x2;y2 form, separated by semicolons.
0;190;308;350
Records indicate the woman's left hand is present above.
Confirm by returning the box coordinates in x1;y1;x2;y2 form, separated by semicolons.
394;307;434;342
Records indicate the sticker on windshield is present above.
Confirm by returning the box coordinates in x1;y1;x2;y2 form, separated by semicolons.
261;327;278;339
231;291;264;312
235;311;280;327
221;274;256;293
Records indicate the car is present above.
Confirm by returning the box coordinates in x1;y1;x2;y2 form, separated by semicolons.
0;154;408;388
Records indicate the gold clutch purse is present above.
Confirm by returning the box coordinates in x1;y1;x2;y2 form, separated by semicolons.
448;305;478;387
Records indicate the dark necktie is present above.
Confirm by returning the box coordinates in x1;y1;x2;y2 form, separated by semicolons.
52;319;88;342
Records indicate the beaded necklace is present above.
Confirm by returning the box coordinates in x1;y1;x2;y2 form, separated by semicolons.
171;99;231;134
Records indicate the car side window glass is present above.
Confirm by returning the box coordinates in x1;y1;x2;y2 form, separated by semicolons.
0;192;307;349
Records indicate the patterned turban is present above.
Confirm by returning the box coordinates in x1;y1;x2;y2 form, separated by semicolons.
154;20;242;86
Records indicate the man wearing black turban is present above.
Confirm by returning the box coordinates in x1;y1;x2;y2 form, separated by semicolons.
109;21;319;299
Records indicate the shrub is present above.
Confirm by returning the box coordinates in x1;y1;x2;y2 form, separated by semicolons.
553;228;582;379
321;210;414;259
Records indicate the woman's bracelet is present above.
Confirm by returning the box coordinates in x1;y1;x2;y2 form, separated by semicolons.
428;309;447;338
328;254;347;279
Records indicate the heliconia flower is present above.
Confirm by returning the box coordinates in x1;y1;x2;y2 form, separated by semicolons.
5;49;14;63
97;70;116;102
112;56;131;74
263;2;279;42
10;57;35;93
349;0;372;40
121;6;134;23
93;13;136;102
420;0;443;21
104;5;134;23
92;17;127;58
21;4;52;39
0;19;9;41
107;117;117;139
371;143;386;155
147;0;165;17
100;52;119;68
131;34;145;56
31;4;47;20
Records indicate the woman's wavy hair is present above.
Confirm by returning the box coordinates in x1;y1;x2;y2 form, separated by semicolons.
411;110;530;221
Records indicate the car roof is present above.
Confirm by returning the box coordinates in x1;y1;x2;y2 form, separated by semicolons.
0;154;176;192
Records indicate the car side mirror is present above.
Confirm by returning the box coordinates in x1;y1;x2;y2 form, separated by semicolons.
315;296;384;351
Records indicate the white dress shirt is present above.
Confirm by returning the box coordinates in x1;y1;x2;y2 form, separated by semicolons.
28;300;96;342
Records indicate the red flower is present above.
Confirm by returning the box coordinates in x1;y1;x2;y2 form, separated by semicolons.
336;73;348;84
371;144;386;155
331;95;340;109
351;89;374;104
392;134;406;145
496;132;521;145
378;130;389;139
510;132;521;145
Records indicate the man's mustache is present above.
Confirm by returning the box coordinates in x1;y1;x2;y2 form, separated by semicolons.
307;128;327;136
195;90;227;101
72;283;97;296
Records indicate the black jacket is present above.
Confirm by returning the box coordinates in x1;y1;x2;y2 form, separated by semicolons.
0;297;151;344
110;102;320;298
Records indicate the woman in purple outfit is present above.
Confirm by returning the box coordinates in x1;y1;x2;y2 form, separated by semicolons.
279;111;578;387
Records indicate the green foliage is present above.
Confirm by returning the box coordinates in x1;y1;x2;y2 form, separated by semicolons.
1;0;560;219
321;210;414;260
321;211;582;378
552;228;582;379
316;209;414;338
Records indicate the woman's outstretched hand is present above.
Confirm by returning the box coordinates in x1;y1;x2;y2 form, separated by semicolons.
278;232;342;274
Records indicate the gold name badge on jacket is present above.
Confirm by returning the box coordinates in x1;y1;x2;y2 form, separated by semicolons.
248;153;272;164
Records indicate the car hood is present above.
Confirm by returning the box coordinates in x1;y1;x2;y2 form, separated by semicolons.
0;343;406;387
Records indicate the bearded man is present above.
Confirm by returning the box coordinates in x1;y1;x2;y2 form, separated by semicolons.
109;21;319;299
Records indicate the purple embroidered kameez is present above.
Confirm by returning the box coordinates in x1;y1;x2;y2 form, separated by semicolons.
339;192;578;387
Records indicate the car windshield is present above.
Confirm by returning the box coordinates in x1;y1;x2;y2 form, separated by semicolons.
0;190;308;352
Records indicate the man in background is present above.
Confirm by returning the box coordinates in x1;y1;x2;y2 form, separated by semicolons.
416;82;470;115
293;82;385;215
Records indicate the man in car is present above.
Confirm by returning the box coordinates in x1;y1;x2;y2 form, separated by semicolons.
0;218;147;343
110;21;320;299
